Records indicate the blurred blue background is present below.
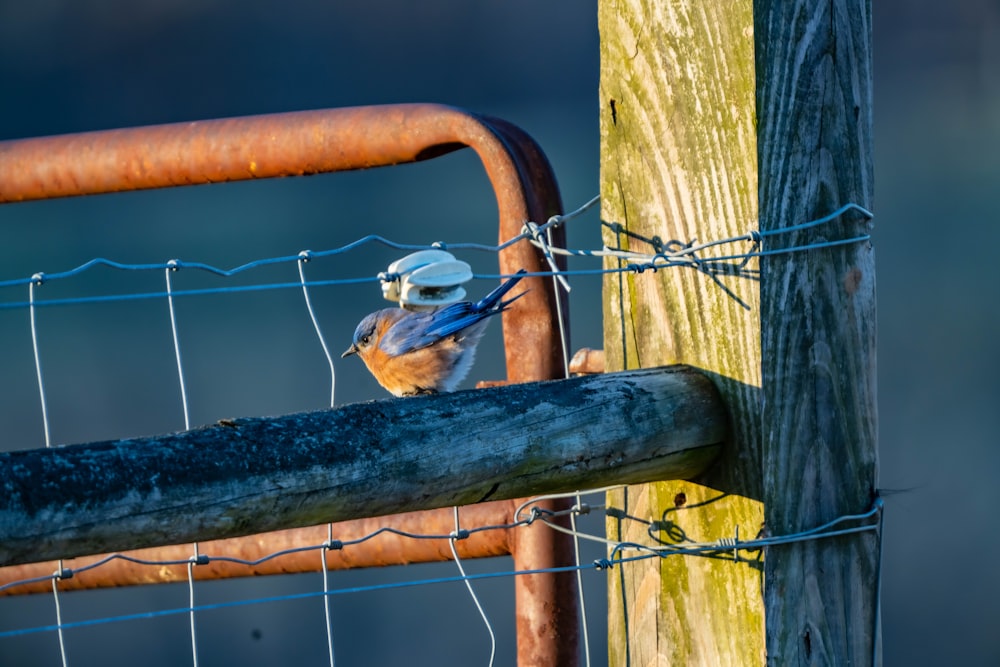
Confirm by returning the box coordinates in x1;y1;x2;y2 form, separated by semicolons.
1;1;997;665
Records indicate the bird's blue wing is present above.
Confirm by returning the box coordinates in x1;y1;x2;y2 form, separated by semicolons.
423;302;483;339
379;303;481;354
378;270;527;355
377;310;439;356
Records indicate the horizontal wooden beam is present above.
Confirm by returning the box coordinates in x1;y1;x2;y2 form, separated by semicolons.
0;365;726;567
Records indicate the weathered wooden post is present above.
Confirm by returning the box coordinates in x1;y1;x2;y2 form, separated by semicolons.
756;0;880;663
600;0;879;663
599;0;765;664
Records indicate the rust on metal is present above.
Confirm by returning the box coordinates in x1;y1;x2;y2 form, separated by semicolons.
0;105;468;201
0;503;515;596
0;103;578;666
484;116;579;667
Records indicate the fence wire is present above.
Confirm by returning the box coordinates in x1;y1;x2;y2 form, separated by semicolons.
0;488;883;638
0;195;878;665
0;196;872;311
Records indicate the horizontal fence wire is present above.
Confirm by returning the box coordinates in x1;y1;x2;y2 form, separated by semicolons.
0;197;873;310
0;488;883;639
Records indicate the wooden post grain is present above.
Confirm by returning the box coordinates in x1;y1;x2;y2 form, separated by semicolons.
755;0;880;663
599;0;764;664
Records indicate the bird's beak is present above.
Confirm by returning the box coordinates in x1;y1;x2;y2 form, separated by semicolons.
341;344;358;358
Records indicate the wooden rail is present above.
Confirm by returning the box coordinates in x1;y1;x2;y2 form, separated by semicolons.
0;365;725;568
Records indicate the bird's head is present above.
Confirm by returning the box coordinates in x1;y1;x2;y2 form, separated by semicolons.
342;308;412;360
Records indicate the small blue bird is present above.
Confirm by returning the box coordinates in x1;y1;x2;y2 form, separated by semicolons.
342;270;527;396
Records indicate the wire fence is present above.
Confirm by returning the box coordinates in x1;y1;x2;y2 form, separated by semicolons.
0;196;873;310
0;195;879;666
0;487;883;653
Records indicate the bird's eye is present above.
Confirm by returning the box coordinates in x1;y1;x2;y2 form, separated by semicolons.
360;334;370;345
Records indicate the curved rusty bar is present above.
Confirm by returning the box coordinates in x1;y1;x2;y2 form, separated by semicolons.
0;103;576;665
480;113;578;665
0;103;567;383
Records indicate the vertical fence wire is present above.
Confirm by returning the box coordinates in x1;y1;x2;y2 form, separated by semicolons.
28;278;52;448
321;523;337;667
30;277;69;666
570;498;591;667
298;253;337;407
165;262;191;431
450;507;495;667
542;231;592;667
50;575;68;667
168;264;200;665
187;544;200;667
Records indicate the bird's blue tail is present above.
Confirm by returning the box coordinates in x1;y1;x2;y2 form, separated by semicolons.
420;270;528;340
476;269;528;313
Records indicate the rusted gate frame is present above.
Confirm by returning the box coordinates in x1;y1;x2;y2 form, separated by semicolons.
0;103;580;666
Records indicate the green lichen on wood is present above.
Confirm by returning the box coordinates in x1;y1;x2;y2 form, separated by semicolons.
600;0;765;664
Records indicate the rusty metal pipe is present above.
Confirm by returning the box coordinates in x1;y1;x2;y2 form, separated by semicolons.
0;503;514;596
0;105;468;201
484;118;580;667
0;103;578;665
